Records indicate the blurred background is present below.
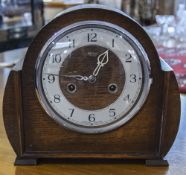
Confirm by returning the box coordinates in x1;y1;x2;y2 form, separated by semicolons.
0;0;186;51
0;0;186;92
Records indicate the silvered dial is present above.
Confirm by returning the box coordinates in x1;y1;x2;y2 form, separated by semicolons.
35;21;151;133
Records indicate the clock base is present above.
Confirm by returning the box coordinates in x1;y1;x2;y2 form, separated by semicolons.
145;159;169;167
15;157;38;166
14;157;169;166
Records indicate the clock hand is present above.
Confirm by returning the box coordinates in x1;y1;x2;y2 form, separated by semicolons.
62;75;89;81
92;50;109;77
44;73;89;81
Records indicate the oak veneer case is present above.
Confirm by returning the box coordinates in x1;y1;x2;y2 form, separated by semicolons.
3;5;180;166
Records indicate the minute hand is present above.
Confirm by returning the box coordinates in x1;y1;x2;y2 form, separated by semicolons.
44;73;89;81
92;50;109;77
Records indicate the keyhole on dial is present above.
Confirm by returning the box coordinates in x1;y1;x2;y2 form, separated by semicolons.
108;83;118;94
67;83;77;93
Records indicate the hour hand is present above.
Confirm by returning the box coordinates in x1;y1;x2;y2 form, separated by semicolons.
92;50;109;77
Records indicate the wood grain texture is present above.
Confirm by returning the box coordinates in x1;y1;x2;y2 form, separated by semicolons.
59;45;125;110
2;5;180;164
3;71;23;156
159;71;181;157
0;50;185;174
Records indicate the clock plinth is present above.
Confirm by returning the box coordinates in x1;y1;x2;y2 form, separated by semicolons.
15;158;38;166
146;159;169;167
3;5;180;166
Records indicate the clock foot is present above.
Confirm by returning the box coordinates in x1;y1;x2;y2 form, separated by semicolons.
15;157;38;166
145;159;169;167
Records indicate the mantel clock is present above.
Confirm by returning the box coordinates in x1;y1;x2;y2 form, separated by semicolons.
3;5;180;166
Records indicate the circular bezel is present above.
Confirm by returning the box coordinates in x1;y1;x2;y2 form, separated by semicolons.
35;20;152;134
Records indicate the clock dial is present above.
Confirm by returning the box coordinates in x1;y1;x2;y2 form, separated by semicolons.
36;21;151;133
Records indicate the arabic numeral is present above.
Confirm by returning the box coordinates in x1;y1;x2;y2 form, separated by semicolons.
88;114;95;122
54;94;61;103
48;74;55;83
109;109;116;117
112;39;115;48
124;94;131;102
130;74;137;83
50;53;62;63
124;53;132;63
69;108;75;117
88;33;97;42
69;39;75;48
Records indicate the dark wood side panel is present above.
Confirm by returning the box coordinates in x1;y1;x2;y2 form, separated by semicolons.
3;71;24;156
159;70;181;157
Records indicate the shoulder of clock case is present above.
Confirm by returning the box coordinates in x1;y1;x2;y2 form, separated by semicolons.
33;5;153;134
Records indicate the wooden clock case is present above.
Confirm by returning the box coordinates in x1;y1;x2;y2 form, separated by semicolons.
3;5;180;166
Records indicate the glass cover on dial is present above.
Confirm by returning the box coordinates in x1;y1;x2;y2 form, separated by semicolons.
35;21;151;133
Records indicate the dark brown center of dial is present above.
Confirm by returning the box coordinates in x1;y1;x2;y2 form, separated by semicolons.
59;45;125;110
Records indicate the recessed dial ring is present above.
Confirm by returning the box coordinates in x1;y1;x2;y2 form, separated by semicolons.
35;21;151;134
